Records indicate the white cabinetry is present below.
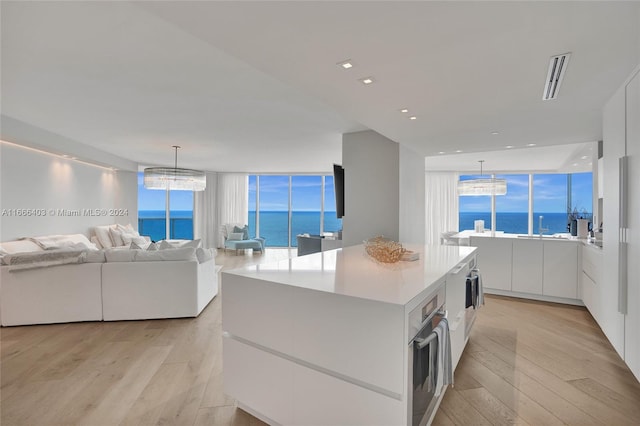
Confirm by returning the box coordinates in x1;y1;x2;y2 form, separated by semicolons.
581;245;602;318
446;260;471;369
543;241;578;299
470;236;512;291
602;77;629;357
623;68;640;380
512;239;543;294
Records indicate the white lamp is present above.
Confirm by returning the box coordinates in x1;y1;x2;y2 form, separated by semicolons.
144;146;206;191
457;160;507;196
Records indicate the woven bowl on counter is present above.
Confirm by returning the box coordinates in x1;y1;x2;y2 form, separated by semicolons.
363;236;406;263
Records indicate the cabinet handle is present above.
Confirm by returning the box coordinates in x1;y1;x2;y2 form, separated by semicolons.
619;156;628;229
618;241;628;314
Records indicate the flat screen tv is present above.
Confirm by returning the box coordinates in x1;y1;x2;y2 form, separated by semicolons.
333;164;345;218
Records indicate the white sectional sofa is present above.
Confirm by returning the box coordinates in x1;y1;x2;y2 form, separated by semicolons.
0;233;220;326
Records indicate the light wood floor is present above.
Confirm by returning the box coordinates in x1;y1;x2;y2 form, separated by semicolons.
2;248;639;425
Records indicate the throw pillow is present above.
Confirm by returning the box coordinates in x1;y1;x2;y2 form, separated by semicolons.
90;236;103;249
179;239;202;249
196;247;215;264
109;227;125;246
233;225;249;240
158;240;173;250
228;232;244;241
147;242;158;251
130;241;144;250
93;226;114;249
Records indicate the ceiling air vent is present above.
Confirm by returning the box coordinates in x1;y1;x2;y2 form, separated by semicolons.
542;53;571;100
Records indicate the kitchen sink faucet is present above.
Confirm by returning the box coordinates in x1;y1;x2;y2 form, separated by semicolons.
539;215;549;237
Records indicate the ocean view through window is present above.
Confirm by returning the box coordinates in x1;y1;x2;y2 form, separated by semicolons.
137;172;193;242
459;172;592;234
249;175;342;247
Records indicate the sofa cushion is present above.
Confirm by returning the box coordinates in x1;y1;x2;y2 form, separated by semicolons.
104;249;136;262
134;247;197;262
158;240;173;250
109;227;125;246
85;250;107;263
123;234;148;246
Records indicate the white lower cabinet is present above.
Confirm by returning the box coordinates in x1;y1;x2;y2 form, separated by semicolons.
446;261;470;369
470;236;512;291
581;245;602;317
543;241;578;299
512;239;543;294
223;338;294;425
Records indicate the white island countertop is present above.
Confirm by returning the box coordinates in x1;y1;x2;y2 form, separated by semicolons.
223;243;476;308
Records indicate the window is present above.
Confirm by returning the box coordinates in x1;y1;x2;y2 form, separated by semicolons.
249;174;340;248
137;172;193;242
258;175;290;247
495;174;529;233
459;172;593;235
458;175;492;232
533;173;568;234
291;176;322;246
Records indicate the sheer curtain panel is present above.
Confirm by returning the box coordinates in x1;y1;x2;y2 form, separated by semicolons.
193;172;218;249
216;174;249;247
425;172;459;245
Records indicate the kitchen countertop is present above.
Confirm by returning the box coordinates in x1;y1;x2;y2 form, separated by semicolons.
454;230;603;249
223;243;477;307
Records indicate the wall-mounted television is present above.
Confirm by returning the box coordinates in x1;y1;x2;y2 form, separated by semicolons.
333;164;345;218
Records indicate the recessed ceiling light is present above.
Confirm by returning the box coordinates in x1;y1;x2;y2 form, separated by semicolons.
400;108;409;113
409;116;417;120
438;151;446;155
359;77;375;85
573;163;578;166
337;59;353;69
505;145;513;149
491;131;500;135
455;150;463;153
581;155;588;160
526;143;536;147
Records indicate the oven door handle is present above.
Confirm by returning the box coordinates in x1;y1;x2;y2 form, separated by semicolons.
414;310;447;349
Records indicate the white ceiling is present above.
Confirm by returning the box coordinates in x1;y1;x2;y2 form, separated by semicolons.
2;1;639;173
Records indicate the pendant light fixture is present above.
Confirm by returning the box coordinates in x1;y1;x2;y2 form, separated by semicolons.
143;146;206;191
457;160;507;196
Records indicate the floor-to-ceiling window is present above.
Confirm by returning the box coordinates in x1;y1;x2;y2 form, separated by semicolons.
458;175;493;231
459;172;592;235
138;172;193;241
248;174;342;247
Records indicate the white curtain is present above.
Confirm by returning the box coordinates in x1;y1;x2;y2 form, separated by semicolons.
425;172;459;245
193;172;218;249
216;173;249;247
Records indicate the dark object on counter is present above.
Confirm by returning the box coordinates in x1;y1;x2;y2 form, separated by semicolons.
569;219;578;236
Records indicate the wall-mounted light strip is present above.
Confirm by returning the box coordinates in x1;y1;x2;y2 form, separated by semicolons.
1;140;118;171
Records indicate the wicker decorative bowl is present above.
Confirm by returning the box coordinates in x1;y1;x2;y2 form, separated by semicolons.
364;236;406;263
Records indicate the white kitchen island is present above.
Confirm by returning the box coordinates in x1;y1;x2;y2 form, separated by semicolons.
221;244;477;426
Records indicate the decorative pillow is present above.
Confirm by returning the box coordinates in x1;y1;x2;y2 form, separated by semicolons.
196;247;216;264
228;232;244;241
90;236;103;249
134;247;197;262
104;249;136;262
94;225;114;249
116;223;137;234
122;234;148;246
233;225;249;240
130;241;144;250
147;242;158;251
179;239;202;249
158;240;173;250
109;228;125;246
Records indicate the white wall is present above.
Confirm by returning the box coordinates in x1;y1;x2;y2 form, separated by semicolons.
0;143;137;241
342;130;426;247
399;145;425;245
342;130;399;247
